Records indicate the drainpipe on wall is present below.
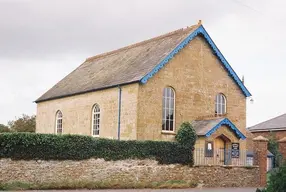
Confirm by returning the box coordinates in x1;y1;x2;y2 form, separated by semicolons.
117;86;122;140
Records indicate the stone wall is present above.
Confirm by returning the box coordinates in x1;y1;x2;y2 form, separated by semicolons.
137;36;247;151
36;83;139;140
0;158;259;188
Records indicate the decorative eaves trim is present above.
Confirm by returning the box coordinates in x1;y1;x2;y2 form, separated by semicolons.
140;25;252;97
205;118;247;140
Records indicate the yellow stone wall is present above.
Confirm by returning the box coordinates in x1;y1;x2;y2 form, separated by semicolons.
36;83;139;140
137;36;247;148
194;126;246;165
37;36;247;152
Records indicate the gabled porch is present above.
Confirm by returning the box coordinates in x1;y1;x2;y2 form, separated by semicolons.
192;118;247;165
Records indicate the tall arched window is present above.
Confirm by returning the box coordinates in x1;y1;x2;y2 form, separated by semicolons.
55;111;63;134
162;87;175;132
215;93;226;115
92;104;100;136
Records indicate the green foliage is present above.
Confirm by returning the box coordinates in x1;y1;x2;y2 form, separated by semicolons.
0;124;10;133
8;114;36;133
259;164;286;192
0;132;193;165
268;134;283;167
175;122;197;149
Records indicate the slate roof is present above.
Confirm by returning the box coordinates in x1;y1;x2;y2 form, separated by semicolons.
192;118;224;136
191;118;246;139
36;23;251;103
36;25;199;102
247;113;286;132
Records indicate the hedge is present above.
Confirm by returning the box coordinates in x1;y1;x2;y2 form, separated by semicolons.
0;133;194;165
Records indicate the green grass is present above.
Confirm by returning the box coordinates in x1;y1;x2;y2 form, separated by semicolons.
0;180;197;190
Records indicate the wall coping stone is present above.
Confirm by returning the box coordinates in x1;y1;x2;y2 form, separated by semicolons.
253;135;269;141
278;137;286;143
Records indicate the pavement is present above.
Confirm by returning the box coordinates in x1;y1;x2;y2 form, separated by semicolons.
22;188;258;192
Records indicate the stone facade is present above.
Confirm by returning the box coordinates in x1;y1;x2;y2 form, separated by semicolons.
36;37;247;153
136;36;246;153
0;158;260;188
37;83;139;140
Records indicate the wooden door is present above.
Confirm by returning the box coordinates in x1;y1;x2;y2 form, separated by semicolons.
214;137;225;165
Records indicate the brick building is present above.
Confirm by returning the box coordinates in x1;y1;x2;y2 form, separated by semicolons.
36;22;252;165
248;113;286;140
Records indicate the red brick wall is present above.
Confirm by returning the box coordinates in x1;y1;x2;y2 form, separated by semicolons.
253;137;268;187
278;139;286;161
251;131;286;157
251;130;286;140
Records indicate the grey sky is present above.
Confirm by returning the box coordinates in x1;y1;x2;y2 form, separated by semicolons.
0;0;285;126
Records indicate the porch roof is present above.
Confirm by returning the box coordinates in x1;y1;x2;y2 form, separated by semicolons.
192;118;246;140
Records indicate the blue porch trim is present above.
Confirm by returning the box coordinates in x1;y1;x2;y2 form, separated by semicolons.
205;118;246;140
140;25;251;97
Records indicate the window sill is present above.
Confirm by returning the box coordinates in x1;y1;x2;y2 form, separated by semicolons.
92;135;100;138
161;131;176;135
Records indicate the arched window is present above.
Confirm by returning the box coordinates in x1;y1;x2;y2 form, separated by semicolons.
162;87;175;132
55;111;63;134
215;93;226;115
92;104;100;136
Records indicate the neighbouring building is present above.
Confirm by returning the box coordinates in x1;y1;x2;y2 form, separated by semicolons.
247;113;286;167
247;113;286;140
36;21;253;165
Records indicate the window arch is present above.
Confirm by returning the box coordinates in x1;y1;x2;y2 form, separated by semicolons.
162;87;175;132
55;111;63;134
215;93;226;115
92;104;100;136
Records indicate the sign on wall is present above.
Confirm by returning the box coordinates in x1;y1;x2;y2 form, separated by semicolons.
231;143;240;158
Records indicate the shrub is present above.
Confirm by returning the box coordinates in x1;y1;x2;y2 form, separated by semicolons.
257;164;286;192
0;132;193;165
175;122;197;149
268;134;283;167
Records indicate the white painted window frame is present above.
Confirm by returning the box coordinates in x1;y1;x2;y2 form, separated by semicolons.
215;93;226;115
162;87;175;132
55;110;63;134
92;104;100;137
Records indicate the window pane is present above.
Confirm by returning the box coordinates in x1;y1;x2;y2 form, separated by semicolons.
166;120;169;131
170;120;174;131
92;104;100;135
162;88;175;131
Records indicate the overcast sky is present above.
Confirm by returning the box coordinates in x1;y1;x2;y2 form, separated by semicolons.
0;0;285;127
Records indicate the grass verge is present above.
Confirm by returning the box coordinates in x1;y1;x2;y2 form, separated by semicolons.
0;180;197;190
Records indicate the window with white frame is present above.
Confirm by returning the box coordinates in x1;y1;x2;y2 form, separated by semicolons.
215;93;226;115
55;111;63;134
162;87;175;132
92;104;100;136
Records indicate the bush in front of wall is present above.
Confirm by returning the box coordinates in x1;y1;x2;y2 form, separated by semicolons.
175;122;197;149
0;132;193;165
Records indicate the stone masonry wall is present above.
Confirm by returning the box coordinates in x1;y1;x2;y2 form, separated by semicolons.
36;83;139;140
137;36;247;150
0;159;259;188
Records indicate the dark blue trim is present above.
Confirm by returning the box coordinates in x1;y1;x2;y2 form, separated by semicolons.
205;118;246;140
140;25;251;97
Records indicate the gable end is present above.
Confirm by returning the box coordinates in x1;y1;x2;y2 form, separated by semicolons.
140;25;251;97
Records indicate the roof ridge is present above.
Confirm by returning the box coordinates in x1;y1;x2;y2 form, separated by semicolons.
248;113;286;129
86;25;198;62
